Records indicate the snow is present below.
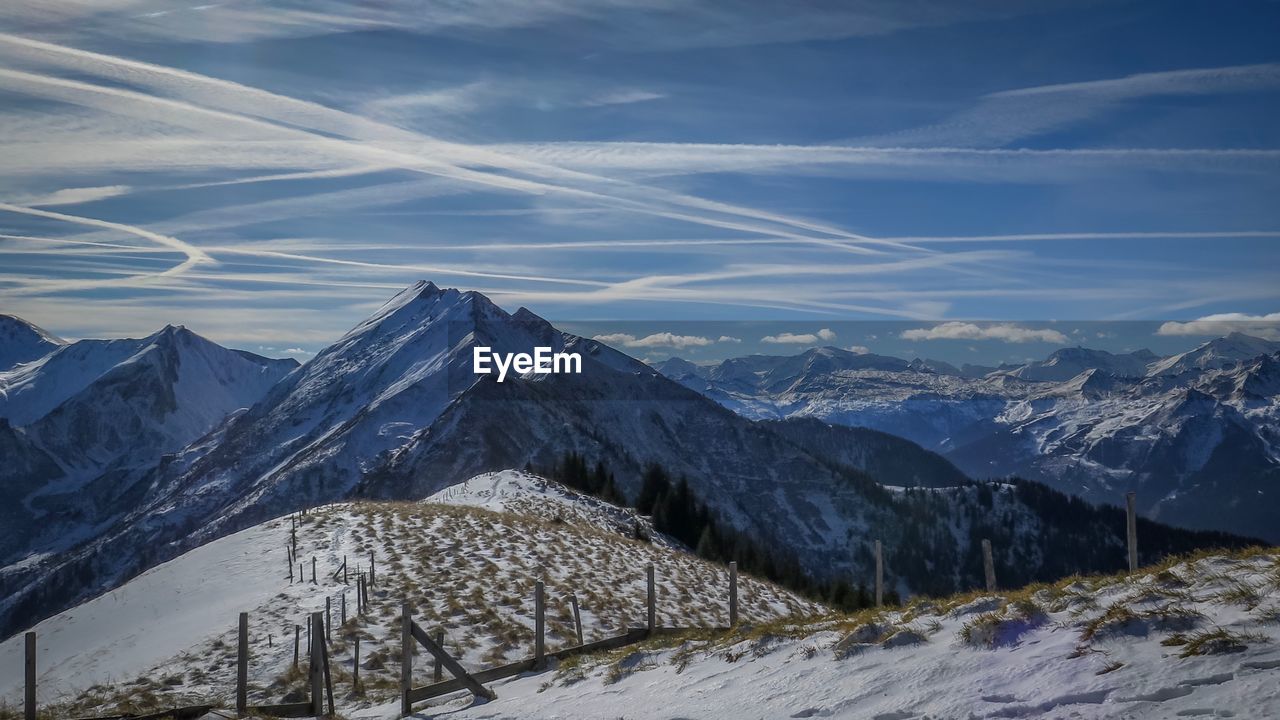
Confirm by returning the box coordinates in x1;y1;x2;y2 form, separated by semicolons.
0;473;819;714
373;551;1280;720
0;519;291;702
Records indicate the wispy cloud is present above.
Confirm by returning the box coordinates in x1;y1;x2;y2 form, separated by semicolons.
857;63;1280;148
579;89;665;107
593;331;737;349
1157;312;1280;341
901;322;1068;343
19;185;131;206
761;328;837;344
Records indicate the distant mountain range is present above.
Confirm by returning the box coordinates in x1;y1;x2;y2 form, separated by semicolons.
0;285;1260;638
653;335;1280;543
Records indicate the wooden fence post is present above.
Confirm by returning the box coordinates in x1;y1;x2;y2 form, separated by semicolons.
1126;491;1138;573
646;563;656;632
534;580;546;669
298;563;303;583
341;592;347;625
311;557;317;584
981;539;997;592
24;631;35;720
294;624;300;670
357;576;364;616
434;630;444;682
343;556;348;585
307;617;312;654
288;550;294;583
353;635;361;693
309;612;324;716
321;628;334;717
326;596;332;641
874;539;884;607
570;592;584;646
400;600;412;717
236;612;248;716
370;551;376;586
728;561;739;628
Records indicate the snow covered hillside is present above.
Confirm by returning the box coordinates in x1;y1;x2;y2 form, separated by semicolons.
395;549;1280;720
0;472;818;716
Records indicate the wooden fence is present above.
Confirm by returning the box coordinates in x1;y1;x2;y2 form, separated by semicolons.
17;494;1144;719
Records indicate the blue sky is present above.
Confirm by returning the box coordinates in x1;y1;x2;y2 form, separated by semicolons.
0;0;1278;362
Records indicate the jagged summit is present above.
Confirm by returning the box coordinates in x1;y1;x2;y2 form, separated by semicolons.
0;314;65;371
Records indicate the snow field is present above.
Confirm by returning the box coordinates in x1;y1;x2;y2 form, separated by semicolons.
397;549;1280;720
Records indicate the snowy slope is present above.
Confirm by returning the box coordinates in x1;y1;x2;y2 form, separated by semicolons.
426;470;671;546
0;475;819;715
391;550;1280;720
0;314;63;372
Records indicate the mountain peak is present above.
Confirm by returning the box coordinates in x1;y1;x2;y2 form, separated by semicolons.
0;314;67;371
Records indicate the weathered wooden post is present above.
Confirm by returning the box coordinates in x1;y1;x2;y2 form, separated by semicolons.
400;600;412;716
434;630;444;682
353;635;361;693
307;617;312;654
309;612;324;716
268;633;273;648
326;596;332;641
291;518;297;558
288;549;294;582
311;556;317;584
236;612;248;716
294;624;300;670
343;555;348;585
24;631;35;720
728;561;739;628
981;539;997;592
370;551;376;586
534;580;546;669
1126;491;1138;573
570;592;584;646
357;576;364;616
298;563;303;583
341;592;347;625
646;563;656;632
874;540;884;607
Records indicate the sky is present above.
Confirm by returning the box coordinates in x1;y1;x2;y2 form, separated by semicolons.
0;0;1278;363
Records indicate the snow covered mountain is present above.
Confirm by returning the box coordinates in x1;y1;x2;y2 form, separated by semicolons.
1148;332;1280;377
0;284;1260;642
0;314;63;372
0;325;297;572
656;339;1280;542
1008;346;1159;382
